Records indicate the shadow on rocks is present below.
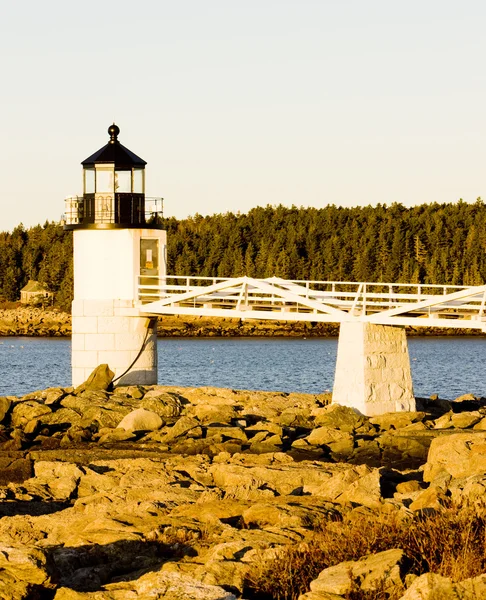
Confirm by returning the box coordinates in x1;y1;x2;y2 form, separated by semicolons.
0;498;71;518
48;538;196;592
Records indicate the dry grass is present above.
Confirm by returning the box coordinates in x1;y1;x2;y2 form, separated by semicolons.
245;502;486;600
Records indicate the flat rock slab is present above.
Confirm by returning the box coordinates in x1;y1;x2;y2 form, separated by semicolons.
423;431;486;482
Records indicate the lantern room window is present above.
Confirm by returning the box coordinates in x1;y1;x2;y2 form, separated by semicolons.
133;169;144;193
96;168;114;194
84;168;95;194
115;170;131;193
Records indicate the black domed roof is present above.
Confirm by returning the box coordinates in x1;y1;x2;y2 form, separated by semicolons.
82;124;146;168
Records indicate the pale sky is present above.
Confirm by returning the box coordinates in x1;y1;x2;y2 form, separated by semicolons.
1;1;485;232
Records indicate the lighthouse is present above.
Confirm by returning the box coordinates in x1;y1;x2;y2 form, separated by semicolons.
64;124;166;386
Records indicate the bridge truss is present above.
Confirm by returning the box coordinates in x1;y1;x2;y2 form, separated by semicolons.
138;276;486;330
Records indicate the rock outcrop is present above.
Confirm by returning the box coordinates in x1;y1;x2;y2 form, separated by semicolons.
0;374;485;598
0;307;71;337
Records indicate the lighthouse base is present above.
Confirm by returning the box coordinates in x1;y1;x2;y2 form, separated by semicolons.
71;300;158;387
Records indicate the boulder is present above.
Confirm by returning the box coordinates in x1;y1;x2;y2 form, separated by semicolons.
399;572;486;599
44;388;66;405
0;544;56;587
11;402;52;428
60;396;130;429
370;412;425;431
0;456;33;485
409;485;449;512
348;439;382;467
335;467;382;508
310;549;405;596
306;427;353;448
117;409;163;432
140;391;183;417
313;404;368;432
423;432;486;482
450;412;482;429
395;480;422;494
158;416;200;444
0;397;12;423
209;461;382;507
193;404;237;425
75;364;114;394
278;408;313;428
241;499;338;529
305;428;354;460
473;417;486;430
32;461;83;501
0;571;36;600
40;408;82;427
194;560;248;595
206;425;248;443
97;428;136;444
433;412;453;429
454;393;477;403
378;432;433;470
246;422;283;436
117;385;144;399
54;570;237;599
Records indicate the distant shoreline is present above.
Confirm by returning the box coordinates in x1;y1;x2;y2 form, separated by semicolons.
0;306;484;337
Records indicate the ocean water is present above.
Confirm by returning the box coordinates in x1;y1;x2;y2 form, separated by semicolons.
0;336;485;400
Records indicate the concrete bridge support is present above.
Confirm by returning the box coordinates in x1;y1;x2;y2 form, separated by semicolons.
333;322;416;416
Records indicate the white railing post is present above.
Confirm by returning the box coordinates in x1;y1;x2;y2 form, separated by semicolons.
351;283;363;315
479;290;486;318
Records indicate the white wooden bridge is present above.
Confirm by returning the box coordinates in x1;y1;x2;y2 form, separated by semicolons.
135;275;486;416
133;275;486;416
138;275;486;331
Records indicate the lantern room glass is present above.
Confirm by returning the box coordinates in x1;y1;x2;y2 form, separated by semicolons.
96;169;114;194
115;170;131;193
133;169;144;193
84;168;95;194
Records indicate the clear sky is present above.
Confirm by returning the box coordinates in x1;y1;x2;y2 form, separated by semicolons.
1;1;485;232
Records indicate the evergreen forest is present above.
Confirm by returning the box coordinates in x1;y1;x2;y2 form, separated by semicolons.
1;200;485;311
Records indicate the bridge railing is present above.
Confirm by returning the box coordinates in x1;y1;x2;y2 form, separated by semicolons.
139;275;468;297
137;275;484;316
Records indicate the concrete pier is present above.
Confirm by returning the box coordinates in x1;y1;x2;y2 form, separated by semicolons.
333;322;416;416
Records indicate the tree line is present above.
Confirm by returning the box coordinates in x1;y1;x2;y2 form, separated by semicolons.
1;200;485;311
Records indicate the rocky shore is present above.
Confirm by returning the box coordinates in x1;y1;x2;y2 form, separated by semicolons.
0;306;338;337
0;307;71;337
0;366;486;598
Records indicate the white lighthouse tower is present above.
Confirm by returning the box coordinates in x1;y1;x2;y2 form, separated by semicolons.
64;124;166;386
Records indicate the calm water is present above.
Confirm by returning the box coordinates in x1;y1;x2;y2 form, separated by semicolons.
0;336;485;400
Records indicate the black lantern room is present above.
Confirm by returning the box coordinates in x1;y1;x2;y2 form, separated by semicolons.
64;124;163;230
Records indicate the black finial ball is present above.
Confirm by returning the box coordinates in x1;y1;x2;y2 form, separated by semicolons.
108;123;120;143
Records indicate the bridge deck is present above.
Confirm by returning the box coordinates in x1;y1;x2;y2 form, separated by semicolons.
137;276;486;330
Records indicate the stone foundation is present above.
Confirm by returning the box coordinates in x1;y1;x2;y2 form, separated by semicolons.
71;299;158;386
333;322;416;416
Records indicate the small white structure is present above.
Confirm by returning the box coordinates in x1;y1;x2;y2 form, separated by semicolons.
20;280;53;305
64;124;166;386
